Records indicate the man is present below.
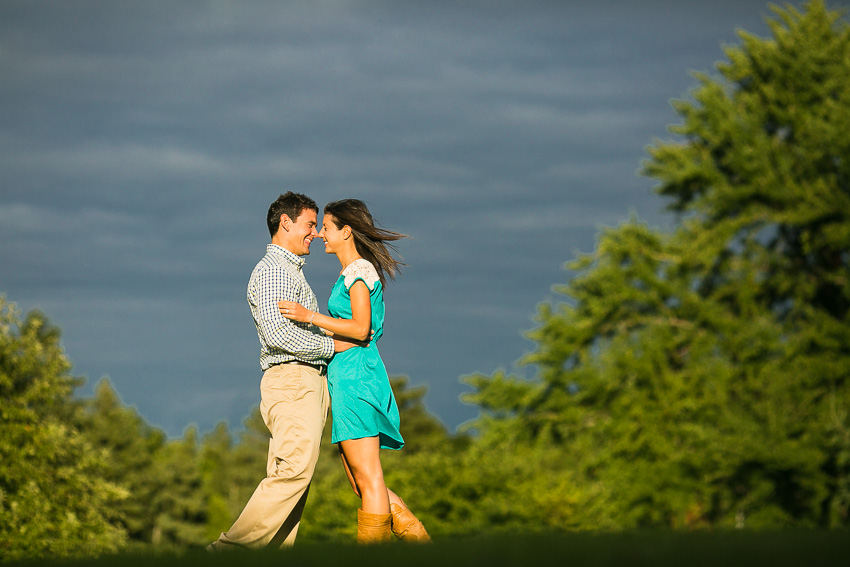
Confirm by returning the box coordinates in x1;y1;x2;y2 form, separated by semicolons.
208;192;355;550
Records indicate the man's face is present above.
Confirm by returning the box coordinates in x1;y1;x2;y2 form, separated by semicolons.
285;208;319;256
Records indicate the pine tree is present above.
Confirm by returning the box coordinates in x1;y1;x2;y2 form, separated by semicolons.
464;0;850;529
643;0;850;527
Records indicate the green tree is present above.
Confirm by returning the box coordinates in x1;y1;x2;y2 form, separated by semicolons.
199;410;270;543
199;422;237;542
642;0;850;526
0;297;127;559
74;379;168;546
464;0;850;530
148;427;208;548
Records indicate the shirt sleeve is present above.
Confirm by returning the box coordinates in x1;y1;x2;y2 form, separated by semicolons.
255;267;334;362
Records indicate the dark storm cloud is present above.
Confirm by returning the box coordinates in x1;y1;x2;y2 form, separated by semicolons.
0;0;772;435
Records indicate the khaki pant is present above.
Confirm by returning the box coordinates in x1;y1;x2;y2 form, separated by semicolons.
216;363;329;548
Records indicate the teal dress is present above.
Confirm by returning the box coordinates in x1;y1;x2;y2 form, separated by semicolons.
327;259;403;450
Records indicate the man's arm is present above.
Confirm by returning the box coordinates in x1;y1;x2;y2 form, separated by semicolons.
255;267;334;362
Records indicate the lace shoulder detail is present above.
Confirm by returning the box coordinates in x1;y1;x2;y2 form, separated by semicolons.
342;258;380;291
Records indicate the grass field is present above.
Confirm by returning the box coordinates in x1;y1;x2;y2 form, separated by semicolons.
6;531;849;567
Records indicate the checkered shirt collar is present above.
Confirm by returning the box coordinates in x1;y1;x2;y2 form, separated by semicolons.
267;243;306;270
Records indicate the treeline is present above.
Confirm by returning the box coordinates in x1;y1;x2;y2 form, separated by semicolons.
2;0;849;560
0;303;466;559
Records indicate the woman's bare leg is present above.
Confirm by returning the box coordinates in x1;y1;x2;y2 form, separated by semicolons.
338;444;361;497
339;445;406;508
338;437;390;514
337;442;429;541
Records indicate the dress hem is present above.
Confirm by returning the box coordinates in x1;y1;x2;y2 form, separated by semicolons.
332;433;404;451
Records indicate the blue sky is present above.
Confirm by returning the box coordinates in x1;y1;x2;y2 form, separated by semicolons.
0;0;777;436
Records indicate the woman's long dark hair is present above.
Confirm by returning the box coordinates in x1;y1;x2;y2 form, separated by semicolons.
324;199;408;287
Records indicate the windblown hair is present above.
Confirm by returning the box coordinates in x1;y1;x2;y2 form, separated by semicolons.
324;199;409;287
267;192;319;238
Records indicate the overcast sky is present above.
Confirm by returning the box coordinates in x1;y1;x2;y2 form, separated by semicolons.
1;0;779;437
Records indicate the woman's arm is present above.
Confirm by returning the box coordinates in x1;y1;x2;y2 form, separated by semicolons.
278;280;371;342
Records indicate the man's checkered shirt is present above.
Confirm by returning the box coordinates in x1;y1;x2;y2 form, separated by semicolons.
247;244;334;370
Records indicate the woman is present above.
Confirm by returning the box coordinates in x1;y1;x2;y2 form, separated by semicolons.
278;199;430;544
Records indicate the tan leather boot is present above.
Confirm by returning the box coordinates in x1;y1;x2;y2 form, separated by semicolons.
390;503;432;543
357;509;393;544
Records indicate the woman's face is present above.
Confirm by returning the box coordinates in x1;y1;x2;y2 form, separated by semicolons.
318;213;346;254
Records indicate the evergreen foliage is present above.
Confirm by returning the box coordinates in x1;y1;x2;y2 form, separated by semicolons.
464;0;850;530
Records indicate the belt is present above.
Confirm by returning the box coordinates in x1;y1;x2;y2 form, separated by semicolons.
282;360;326;374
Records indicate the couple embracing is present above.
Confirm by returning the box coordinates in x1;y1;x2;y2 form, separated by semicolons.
208;192;429;549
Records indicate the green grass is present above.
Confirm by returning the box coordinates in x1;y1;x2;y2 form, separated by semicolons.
7;531;850;566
